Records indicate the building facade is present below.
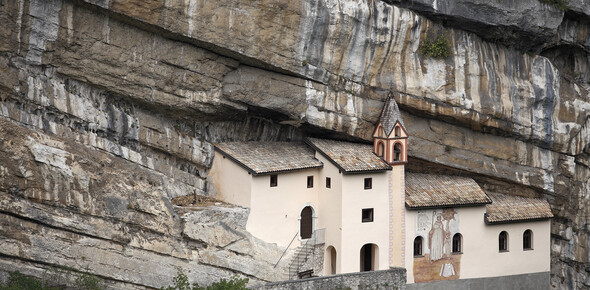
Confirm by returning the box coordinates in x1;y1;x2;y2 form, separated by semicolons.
207;95;553;284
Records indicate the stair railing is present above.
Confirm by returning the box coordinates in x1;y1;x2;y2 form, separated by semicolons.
274;231;299;268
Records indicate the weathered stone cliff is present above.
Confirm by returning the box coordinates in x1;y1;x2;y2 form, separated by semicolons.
1;0;589;288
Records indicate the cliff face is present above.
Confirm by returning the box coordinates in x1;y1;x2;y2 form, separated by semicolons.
0;0;589;288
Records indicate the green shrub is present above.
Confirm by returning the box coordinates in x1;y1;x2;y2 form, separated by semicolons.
0;270;103;290
539;0;568;11
202;276;249;290
0;271;44;290
162;270;250;290
161;269;191;290
75;272;104;290
420;31;453;59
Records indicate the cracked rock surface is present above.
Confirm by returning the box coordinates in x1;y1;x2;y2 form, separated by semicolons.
1;0;590;288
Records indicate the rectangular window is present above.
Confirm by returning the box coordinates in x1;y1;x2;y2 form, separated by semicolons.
364;178;372;190
326;177;331;188
307;176;314;188
270;175;278;187
362;208;374;223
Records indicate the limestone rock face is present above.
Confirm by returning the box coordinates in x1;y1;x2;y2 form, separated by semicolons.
568;0;590;17
0;0;590;288
0;118;292;288
387;0;565;49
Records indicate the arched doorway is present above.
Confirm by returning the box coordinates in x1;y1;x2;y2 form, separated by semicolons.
360;244;379;272
300;206;313;239
326;246;337;275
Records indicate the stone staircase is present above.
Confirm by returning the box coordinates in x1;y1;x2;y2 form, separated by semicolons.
287;229;325;280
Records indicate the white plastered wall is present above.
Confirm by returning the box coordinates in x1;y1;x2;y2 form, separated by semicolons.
389;166;405;268
340;171;390;273
404;206;551;283
208;151;252;207
249;168;320;248
316;154;343;275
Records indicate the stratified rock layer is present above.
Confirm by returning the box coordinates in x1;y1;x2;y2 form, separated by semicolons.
0;0;589;288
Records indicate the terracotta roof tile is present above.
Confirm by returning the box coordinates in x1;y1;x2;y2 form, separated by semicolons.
379;95;405;136
485;193;553;224
213;142;323;175
405;173;491;208
306;138;391;174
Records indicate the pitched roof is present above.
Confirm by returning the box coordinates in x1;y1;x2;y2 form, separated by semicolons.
213;142;323;175
485;192;553;224
306;138;391;174
378;94;406;136
405;173;491;208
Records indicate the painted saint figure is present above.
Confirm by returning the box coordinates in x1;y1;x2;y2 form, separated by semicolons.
429;213;445;261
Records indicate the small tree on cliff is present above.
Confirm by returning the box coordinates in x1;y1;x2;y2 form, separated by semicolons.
420;29;453;59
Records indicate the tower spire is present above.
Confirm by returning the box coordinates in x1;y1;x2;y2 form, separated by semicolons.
372;92;408;165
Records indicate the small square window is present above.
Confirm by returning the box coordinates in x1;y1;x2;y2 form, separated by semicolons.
270;175;278;187
362;208;374;223
326;177;331;188
307;176;314;188
364;178;372;190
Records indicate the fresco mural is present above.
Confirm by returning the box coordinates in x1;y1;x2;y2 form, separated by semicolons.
413;208;461;282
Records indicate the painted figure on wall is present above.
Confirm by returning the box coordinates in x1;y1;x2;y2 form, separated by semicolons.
429;213;445;261
414;208;460;282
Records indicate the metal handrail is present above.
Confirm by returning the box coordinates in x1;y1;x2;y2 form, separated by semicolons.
274;231;299;268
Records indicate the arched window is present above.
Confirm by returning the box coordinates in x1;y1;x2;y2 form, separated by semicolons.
413;236;423;256
523;230;533;250
395;126;401;137
452;233;462;253
300;206;313;239
499;231;509;252
377;142;385;157
394;143;402;161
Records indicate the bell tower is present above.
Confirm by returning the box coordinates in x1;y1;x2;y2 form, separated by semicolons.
372;93;408;165
374;92;409;269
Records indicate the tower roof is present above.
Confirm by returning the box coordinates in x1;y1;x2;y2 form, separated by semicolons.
378;93;405;136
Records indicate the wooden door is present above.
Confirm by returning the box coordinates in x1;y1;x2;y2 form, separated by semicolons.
300;206;312;239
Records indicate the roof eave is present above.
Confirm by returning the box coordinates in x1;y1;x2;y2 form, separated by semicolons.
252;165;324;176
405;201;492;210
341;168;392;175
484;213;554;225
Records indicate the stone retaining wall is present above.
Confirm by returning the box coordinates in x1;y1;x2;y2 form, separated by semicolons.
406;272;549;290
256;268;407;290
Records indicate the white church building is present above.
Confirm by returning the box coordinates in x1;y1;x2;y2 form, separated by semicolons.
207;94;553;284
